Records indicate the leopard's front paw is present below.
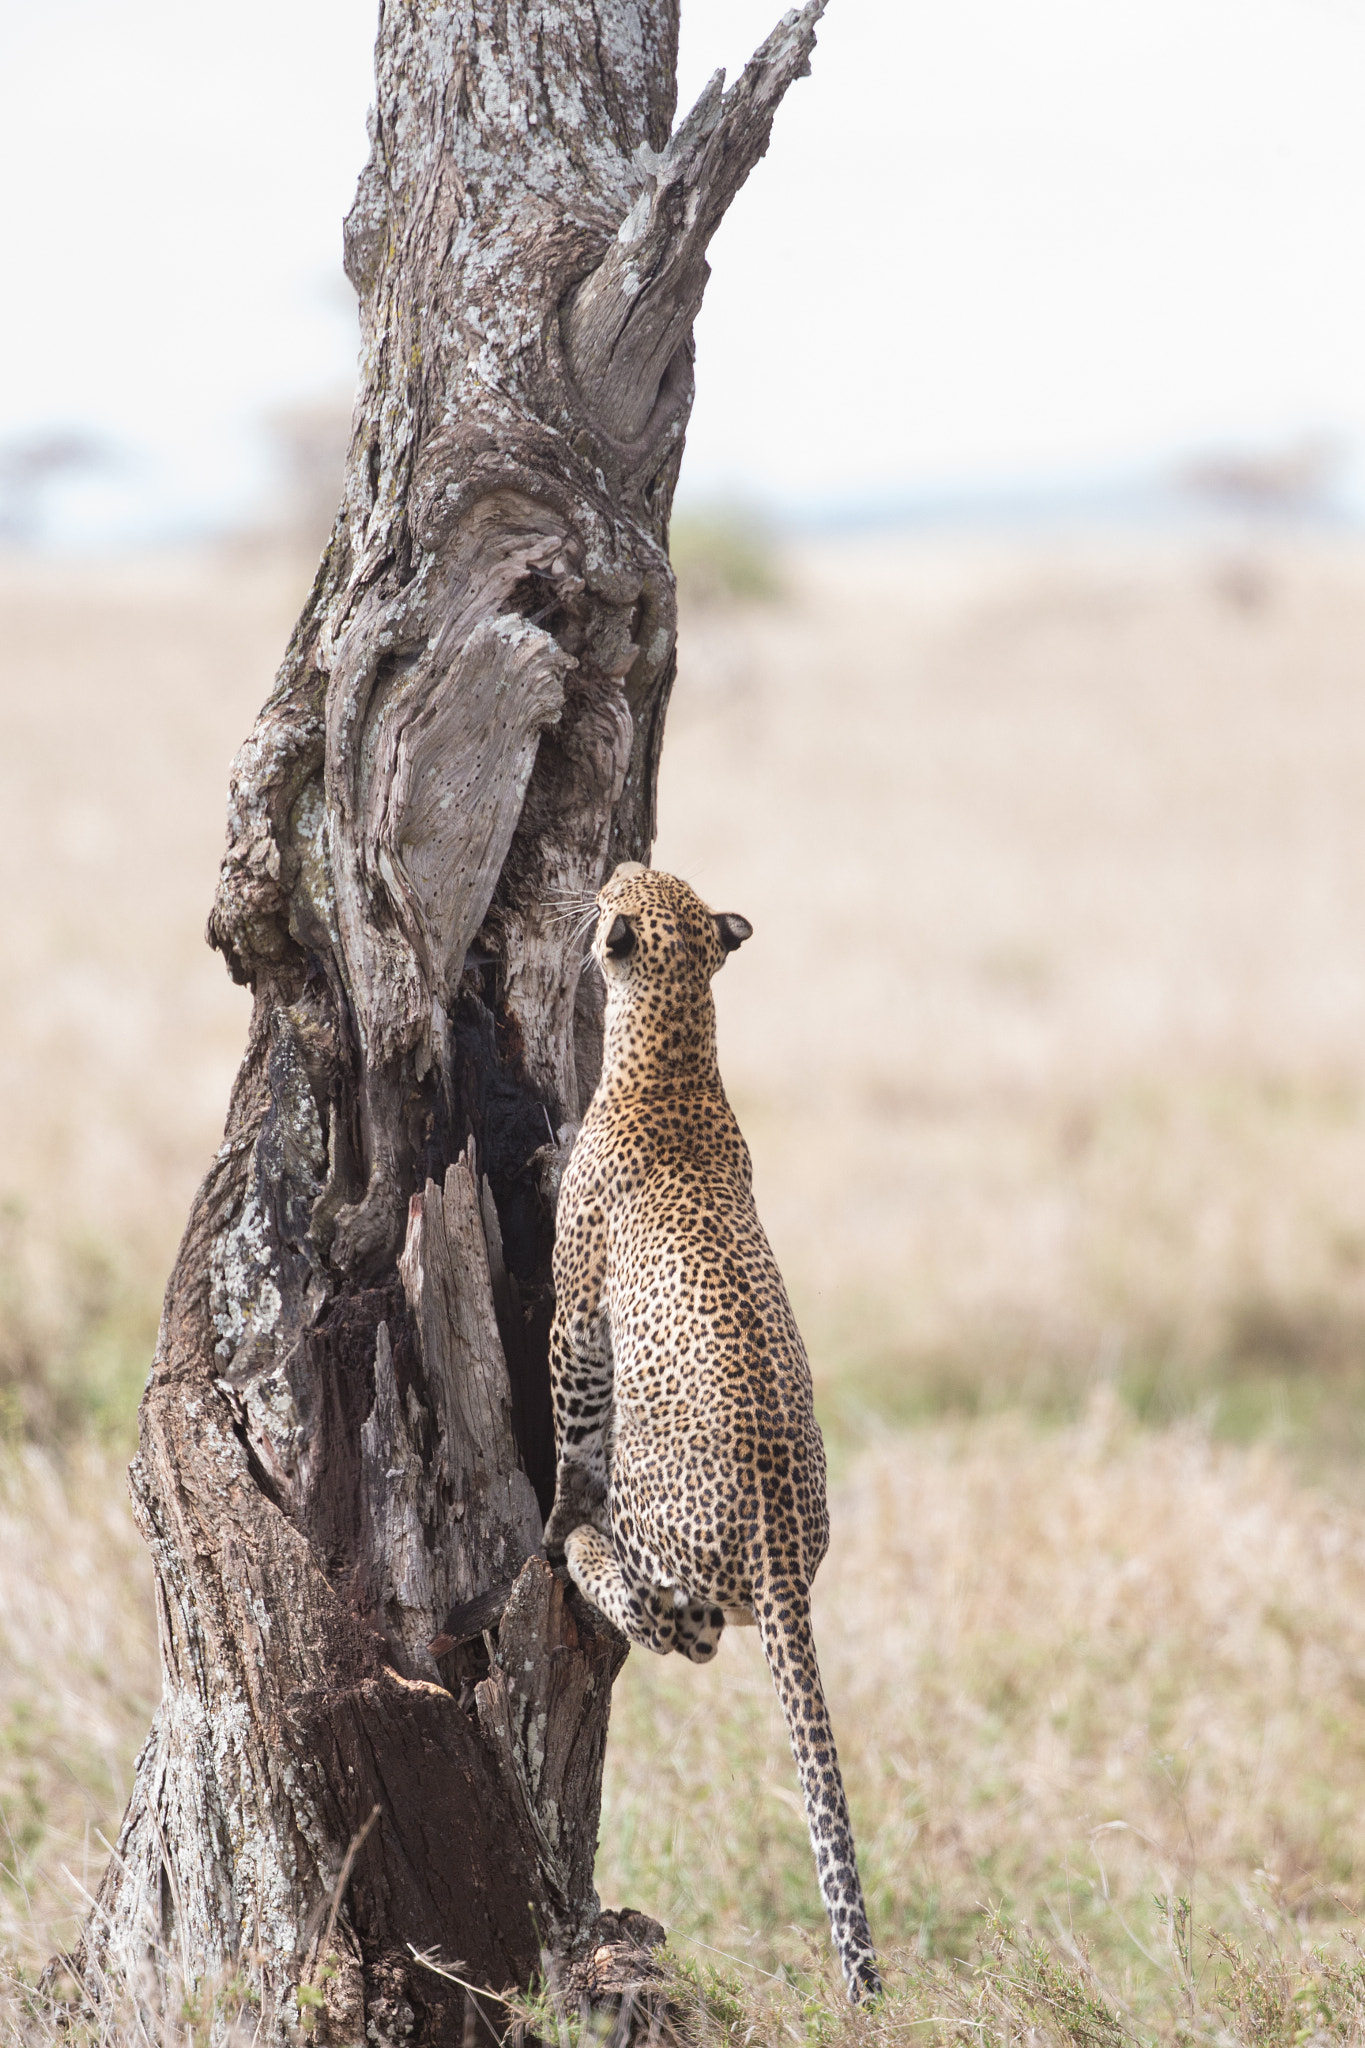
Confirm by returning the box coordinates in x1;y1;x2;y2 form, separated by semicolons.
543;1465;607;1562
542;1504;576;1564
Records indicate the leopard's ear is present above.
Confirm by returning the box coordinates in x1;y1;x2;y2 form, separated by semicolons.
715;912;752;954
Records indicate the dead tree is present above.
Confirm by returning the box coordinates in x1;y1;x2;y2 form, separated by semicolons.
70;3;825;2041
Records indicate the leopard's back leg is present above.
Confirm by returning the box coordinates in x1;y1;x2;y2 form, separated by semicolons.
563;1531;727;1662
563;1525;679;1655
673;1599;727;1663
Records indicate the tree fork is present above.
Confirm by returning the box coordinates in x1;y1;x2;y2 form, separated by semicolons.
70;4;825;2039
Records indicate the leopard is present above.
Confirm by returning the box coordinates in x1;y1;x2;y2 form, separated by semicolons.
542;861;881;2003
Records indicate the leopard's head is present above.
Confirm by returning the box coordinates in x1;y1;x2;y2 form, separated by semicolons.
592;863;751;1019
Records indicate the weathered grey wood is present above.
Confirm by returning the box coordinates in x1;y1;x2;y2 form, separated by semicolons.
71;2;826;2040
563;10;826;444
476;1560;628;1945
384;1152;543;1673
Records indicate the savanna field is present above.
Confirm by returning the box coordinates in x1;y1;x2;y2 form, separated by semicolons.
7;526;1365;2042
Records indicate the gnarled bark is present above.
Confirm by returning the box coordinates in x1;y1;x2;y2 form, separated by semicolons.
70;3;824;2040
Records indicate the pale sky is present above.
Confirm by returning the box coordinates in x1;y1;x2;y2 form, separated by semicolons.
3;0;1365;545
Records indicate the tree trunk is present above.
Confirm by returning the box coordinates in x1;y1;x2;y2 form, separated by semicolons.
67;3;824;2042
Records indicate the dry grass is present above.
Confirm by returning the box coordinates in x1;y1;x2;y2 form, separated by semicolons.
600;1399;1365;2008
7;533;1365;1449
0;551;269;1358
656;535;1365;1464
0;1445;155;1979
12;1410;1365;2042
6;530;1365;2038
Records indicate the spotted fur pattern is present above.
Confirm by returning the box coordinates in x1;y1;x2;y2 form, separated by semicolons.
544;863;881;2002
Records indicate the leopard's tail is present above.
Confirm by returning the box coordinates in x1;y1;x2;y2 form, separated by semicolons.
754;1578;881;2002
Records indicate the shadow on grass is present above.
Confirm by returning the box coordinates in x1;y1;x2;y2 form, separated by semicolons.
816;1288;1365;1489
0;1208;157;1454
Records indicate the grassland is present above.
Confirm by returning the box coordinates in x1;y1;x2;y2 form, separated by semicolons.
5;527;1365;2042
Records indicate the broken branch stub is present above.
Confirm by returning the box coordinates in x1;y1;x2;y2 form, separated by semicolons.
75;3;826;2039
563;3;827;446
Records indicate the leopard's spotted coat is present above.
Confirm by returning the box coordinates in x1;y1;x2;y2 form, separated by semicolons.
543;863;880;2002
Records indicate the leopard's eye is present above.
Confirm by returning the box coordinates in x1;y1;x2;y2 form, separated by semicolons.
605;915;637;958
